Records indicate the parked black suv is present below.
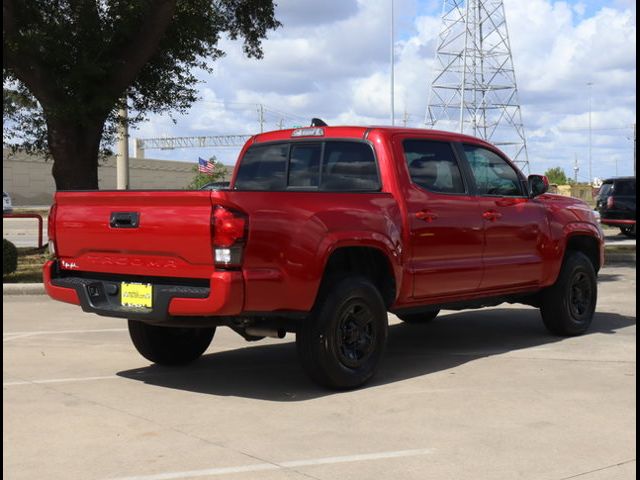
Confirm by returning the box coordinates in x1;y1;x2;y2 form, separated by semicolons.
596;176;636;237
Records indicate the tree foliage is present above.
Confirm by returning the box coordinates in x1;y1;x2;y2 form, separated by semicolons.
3;0;280;190
544;166;569;185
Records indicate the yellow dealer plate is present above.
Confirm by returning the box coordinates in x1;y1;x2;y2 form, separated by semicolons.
121;282;153;308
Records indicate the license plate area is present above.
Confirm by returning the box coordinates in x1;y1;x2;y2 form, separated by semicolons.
121;282;153;308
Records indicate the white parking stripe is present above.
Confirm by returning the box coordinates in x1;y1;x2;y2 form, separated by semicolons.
3;328;127;341
108;448;434;480
4;375;120;386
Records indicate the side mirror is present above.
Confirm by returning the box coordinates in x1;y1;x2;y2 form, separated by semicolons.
528;174;549;197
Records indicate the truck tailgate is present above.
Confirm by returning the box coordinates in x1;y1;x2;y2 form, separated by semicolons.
54;191;215;278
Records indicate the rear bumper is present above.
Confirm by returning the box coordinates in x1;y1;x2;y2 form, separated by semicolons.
600;218;636;227
43;261;244;322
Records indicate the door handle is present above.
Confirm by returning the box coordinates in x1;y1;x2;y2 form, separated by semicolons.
482;210;502;221
110;212;140;228
416;210;438;222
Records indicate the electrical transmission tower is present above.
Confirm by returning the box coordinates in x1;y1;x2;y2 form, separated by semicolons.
134;135;252;158
425;0;530;172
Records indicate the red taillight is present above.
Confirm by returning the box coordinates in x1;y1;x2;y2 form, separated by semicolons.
211;206;247;268
47;203;57;256
607;196;615;209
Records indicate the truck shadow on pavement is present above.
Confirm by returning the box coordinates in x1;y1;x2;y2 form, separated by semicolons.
117;308;635;401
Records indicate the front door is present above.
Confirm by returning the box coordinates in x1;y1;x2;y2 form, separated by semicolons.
460;144;548;291
398;138;484;299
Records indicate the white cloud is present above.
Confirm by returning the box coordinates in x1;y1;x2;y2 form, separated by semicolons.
137;0;636;181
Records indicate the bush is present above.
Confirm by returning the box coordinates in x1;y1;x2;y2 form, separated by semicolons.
3;239;18;275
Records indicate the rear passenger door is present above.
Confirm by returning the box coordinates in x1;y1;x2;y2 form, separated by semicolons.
398;138;484;299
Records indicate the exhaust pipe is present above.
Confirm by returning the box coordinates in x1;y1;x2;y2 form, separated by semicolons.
245;327;286;339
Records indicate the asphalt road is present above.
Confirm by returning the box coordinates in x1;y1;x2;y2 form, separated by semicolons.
3;266;636;480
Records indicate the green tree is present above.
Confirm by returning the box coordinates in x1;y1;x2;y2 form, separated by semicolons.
544;166;569;185
3;0;280;190
187;157;228;190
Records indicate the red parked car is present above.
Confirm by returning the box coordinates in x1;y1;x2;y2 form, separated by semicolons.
44;125;604;388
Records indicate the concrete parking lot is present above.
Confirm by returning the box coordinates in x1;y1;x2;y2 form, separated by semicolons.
3;266;636;480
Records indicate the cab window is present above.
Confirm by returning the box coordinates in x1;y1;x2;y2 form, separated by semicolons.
463;145;523;196
403;140;466;194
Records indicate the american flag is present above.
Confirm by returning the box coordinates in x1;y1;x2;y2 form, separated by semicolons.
198;157;215;174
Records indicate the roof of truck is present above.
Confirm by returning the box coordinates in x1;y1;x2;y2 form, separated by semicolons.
251;125;495;148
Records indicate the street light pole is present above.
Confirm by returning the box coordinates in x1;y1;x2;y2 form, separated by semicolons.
390;0;395;126
587;82;593;184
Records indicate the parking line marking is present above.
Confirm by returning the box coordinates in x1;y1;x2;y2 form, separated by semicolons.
108;448;434;480
3;328;127;341
4;375;120;386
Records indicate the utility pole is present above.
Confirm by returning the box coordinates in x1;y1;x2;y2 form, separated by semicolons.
258;104;265;133
116;101;129;190
390;0;395;126
634;123;636;177
402;106;409;127
278;118;284;130
573;154;579;183
587;82;593;184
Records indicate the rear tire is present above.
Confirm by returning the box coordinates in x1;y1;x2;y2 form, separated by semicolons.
128;321;215;365
620;225;636;238
296;276;388;389
397;310;440;324
540;251;597;336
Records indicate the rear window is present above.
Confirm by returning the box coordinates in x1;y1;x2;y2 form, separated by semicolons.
234;141;380;192
289;144;321;188
614;180;635;196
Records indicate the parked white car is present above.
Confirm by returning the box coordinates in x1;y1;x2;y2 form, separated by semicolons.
3;191;13;214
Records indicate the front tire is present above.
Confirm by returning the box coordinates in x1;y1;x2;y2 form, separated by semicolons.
128;321;215;365
540;251;597;336
296;277;388;389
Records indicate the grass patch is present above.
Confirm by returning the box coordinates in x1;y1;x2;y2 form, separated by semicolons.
3;247;50;283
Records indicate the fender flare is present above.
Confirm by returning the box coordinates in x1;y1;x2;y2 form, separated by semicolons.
313;231;403;303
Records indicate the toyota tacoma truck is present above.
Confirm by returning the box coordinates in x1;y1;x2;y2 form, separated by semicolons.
44;125;604;389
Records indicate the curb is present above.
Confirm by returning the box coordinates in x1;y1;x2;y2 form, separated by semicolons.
3;283;45;295
604;244;636;265
605;251;636;265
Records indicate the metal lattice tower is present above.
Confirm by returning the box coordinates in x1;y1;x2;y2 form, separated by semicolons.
425;0;530;172
133;134;252;158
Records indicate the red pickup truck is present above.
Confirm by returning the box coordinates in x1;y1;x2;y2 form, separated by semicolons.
44;126;604;389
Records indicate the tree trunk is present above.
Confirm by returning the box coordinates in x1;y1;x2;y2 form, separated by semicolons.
48;119;105;190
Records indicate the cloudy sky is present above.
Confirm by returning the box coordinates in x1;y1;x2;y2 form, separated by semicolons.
134;0;637;182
